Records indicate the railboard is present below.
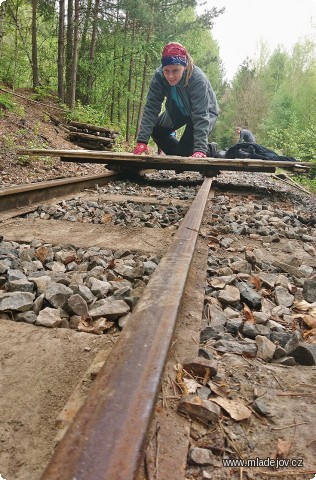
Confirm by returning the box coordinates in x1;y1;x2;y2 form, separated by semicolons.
17;148;313;175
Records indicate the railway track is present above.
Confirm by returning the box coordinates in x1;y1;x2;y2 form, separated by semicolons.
0;170;316;480
0;170;212;480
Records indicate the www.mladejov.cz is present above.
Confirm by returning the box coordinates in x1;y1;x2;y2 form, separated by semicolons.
222;457;304;469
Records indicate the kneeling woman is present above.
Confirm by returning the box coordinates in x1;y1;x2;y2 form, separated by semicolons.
133;42;219;158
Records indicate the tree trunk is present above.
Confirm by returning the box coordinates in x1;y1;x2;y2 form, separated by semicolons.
0;1;7;47
125;19;136;142
57;0;65;102
135;51;149;139
7;2;33;70
31;0;39;89
117;11;128;124
69;0;79;110
86;0;100;104
79;0;92;59
77;0;92;103
65;0;74;105
135;22;153;139
110;5;119;123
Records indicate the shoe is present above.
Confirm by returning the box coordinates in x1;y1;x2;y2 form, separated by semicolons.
207;142;218;157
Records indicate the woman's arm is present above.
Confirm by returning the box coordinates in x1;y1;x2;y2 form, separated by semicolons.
189;73;218;153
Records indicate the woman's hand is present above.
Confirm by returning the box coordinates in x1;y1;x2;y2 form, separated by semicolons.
191;151;206;158
133;143;149;155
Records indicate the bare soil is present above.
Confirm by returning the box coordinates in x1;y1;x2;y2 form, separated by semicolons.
0;86;108;187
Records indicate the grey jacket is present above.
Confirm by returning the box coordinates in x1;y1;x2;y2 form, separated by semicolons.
137;66;219;154
238;129;255;143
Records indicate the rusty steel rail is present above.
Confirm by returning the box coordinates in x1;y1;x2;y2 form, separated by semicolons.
40;177;213;480
0;172;119;213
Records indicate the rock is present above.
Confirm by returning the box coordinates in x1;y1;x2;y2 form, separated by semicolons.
252;399;272;416
182;357;218;378
6;268;27;281
15;311;37;324
225;317;243;334
272;356;296;366
0;291;34;312
214;339;257;357
217;285;240;306
32;293;45;315
87;277;112;298
284;330;304;354
302;276;316;303
235;281;262;309
273;345;287;359
68;294;89;317
289;343;316;366
200;325;225;342
45;282;73;308
178;395;220;423
198;348;213;360
36;307;63;328
253;312;270;324
255;335;276;361
188;447;214;466
274;286;294;307
270;332;292;347
207;304;227;327
272;260;306;279
7;279;34;293
88;298;130;320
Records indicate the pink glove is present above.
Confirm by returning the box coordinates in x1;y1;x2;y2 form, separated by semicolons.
133;142;149;155
191;151;206;158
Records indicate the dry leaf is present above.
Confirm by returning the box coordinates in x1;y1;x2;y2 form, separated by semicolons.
174;364;188;394
101;213;113;224
203;368;211;386
78;318;113;335
211;397;252;421
208;381;228;397
303;327;316;343
242;303;255;323
107;258;116;270
303;315;316;329
249;276;262;291
293;300;314;312
63;253;77;265
275;438;292;458
183;378;201;394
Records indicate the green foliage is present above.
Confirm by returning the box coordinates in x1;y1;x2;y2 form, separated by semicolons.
0;92;24;118
0;92;22;119
268;119;316;162
67;100;119;132
16;155;32;166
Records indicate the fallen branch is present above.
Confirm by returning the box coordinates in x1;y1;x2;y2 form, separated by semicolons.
271;421;309;430
277;391;316;397
273;173;311;195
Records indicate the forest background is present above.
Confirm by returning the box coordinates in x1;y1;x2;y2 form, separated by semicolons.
0;0;316;172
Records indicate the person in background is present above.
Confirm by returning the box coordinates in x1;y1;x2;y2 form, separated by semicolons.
235;127;255;143
133;42;219;158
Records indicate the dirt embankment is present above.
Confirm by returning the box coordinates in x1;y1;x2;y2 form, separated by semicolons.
0;87;112;187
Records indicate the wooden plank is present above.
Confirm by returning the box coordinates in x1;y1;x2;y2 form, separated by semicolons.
17;149;313;169
69;120;119;136
68;132;114;144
